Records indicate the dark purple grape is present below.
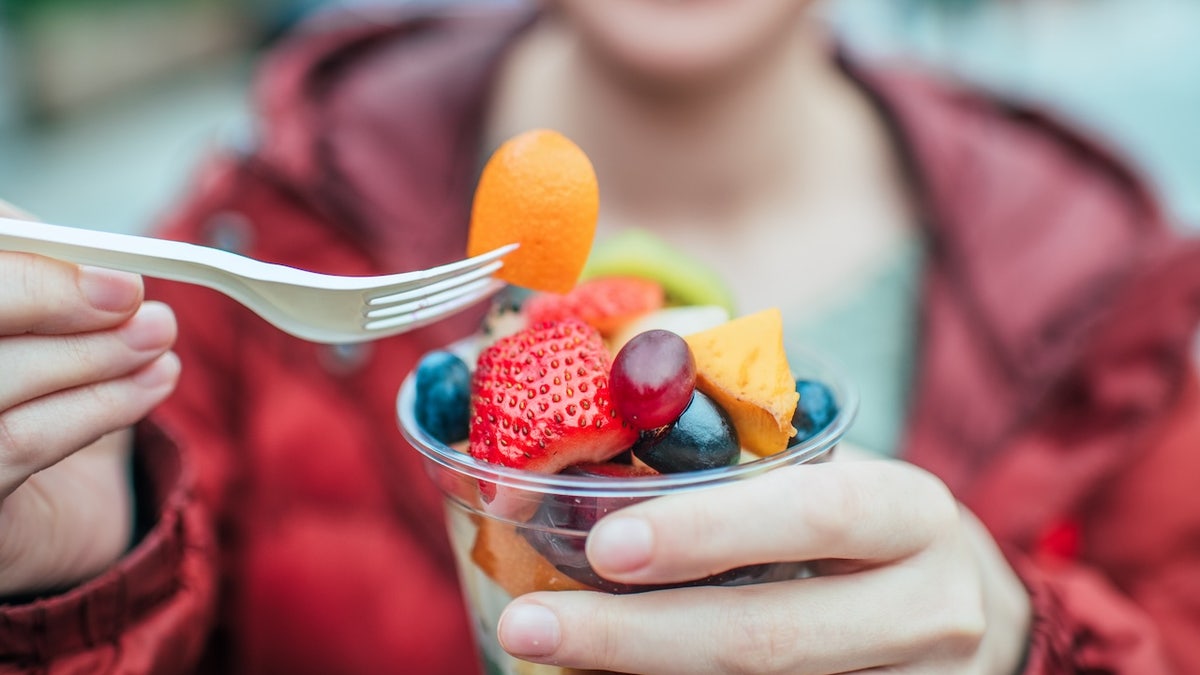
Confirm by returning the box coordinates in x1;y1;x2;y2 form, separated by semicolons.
610;330;696;430
787;379;838;447
520;490;643;593
520;488;776;594
632;391;740;473
561;461;655;478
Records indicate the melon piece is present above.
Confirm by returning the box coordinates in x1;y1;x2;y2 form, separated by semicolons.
582;229;736;315
609;305;731;352
684;308;798;455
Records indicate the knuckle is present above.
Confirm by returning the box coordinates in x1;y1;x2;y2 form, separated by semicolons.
587;596;626;668
714;604;799;675
17;254;62;303
0;413;33;471
904;465;961;532
0;253;69;328
1;368;35;406
796;468;862;545
597;609;620;667
683;497;724;540
80;379;125;419
59;333;99;372
938;604;987;658
921;579;986;659
12;253;42;293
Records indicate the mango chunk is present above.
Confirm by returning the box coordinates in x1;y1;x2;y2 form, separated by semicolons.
684;308;798;455
471;519;590;597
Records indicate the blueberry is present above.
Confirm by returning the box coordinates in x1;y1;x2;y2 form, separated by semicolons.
413;350;471;444
788;379;837;447
632;391;740;473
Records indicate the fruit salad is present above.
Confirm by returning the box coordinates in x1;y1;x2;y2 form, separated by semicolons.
397;130;851;675
401;280;848;675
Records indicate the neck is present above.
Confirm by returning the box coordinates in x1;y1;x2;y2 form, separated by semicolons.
493;16;853;224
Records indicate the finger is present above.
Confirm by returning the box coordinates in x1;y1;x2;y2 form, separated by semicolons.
0;351;179;495
500;564;984;674
0;301;176;410
0;252;143;335
586;461;959;585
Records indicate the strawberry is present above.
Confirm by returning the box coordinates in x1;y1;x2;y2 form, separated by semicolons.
523;277;664;336
470;318;638;475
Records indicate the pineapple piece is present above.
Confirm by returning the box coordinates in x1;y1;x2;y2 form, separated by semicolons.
684;308;798;455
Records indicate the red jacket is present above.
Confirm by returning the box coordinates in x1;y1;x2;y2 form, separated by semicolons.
3;6;1200;674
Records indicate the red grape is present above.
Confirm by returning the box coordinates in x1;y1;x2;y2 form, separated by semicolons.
610;329;696;429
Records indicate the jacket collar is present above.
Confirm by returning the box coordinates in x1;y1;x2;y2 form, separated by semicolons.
845;57;1175;380
254;5;535;274
250;6;1200;486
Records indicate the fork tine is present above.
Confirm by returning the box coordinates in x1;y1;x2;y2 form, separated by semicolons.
366;259;503;306
363;279;505;334
338;242;515;297
365;277;495;320
417;243;517;280
374;243;517;289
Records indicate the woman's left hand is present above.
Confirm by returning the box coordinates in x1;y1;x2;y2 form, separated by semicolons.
497;454;1032;674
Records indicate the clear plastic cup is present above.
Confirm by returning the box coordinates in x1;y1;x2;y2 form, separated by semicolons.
397;340;857;675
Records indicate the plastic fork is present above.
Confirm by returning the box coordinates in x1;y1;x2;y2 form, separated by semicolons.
0;217;515;344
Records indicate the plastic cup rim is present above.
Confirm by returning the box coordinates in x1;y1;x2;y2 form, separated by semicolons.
397;340;859;497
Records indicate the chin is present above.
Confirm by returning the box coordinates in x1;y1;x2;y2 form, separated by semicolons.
546;0;814;88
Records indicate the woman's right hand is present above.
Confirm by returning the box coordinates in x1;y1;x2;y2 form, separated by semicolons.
0;201;179;596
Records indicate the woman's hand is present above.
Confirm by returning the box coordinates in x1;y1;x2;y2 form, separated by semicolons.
0;201;179;596
497;452;1032;674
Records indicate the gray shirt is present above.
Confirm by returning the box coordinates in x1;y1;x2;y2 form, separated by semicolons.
784;239;923;457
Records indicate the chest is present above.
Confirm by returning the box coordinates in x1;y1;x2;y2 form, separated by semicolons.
224;333;456;521
595;171;917;319
216;328;480;673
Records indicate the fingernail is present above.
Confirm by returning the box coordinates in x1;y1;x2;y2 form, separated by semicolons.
498;603;560;657
132;352;180;388
588;517;653;573
119;302;176;351
79;266;141;312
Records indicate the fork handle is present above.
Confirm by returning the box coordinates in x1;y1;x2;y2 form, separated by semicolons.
0;216;244;285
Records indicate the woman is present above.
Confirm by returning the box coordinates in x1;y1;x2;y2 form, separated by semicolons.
2;2;1199;672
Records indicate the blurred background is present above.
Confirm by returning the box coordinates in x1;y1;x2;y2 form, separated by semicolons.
0;0;1197;235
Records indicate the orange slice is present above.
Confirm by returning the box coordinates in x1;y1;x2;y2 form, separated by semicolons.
467;129;599;294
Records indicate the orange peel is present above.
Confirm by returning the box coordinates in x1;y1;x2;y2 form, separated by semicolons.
467;129;599;294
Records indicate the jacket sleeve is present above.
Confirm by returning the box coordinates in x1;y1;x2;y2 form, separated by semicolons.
0;155;273;673
0;425;218;674
1018;370;1200;674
